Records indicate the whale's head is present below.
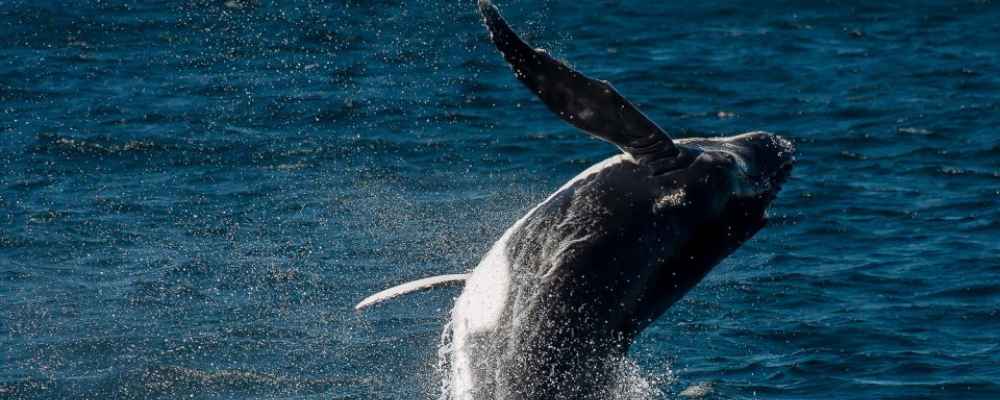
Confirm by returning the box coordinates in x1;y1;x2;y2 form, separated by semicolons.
618;131;795;328
658;131;795;241
681;131;794;220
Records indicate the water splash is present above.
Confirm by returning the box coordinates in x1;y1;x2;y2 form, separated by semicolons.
606;357;673;400
434;318;673;400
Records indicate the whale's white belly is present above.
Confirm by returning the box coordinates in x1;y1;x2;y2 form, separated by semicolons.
445;155;628;399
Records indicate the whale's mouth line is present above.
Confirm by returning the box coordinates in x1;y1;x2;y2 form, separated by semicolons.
761;162;793;221
764;160;794;198
727;159;794;228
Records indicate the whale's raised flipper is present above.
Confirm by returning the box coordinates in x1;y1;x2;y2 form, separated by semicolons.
355;274;468;311
478;0;681;173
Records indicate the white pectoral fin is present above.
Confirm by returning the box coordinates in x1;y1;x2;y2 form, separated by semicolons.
355;274;468;311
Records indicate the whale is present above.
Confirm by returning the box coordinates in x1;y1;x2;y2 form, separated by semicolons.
357;1;795;399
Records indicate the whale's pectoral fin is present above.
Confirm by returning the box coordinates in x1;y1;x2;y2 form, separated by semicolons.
478;0;680;173
354;274;468;311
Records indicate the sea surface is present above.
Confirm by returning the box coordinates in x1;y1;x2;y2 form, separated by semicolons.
1;1;998;399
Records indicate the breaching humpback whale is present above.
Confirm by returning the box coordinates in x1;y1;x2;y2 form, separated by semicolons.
357;1;795;399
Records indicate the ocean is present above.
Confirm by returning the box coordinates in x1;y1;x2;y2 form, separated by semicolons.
1;0;998;399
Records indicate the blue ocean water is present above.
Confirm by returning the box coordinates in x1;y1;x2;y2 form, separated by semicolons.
1;0;998;398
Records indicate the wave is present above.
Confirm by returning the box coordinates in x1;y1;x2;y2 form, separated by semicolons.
32;132;175;157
